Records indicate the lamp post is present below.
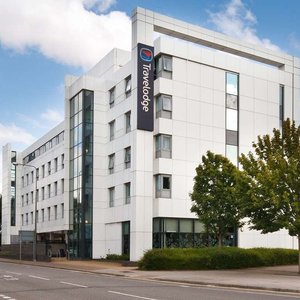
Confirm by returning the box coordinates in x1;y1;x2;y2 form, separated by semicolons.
14;163;38;261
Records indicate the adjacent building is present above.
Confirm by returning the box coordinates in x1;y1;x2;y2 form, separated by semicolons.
1;8;300;261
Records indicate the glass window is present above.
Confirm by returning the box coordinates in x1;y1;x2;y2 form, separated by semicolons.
226;72;238;95
54;158;58;172
164;219;178;232
226;130;238;146
125;182;131;204
109;120;115;141
48;207;51;221
155;55;172;79
180;219;193;233
61;203;64;219
42;187;45;200
226;94;238;110
54;205;58;220
61;154;65;169
109;187;115;207
108;154;115;174
109;87;115;108
124;147;131;169
48;184;51;198
194;220;205;233
226;144;238;166
155;134;172;158
279;84;284;122
226;108;238;131
31;212;33;224
155;174;171;198
54;181;58;196
48;161;51;175
125;76;131;97
156;94;172;119
125;111;131;133
42;209;45;222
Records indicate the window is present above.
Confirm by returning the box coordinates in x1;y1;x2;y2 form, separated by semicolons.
31;171;34;184
54;205;58;220
125;182;131;204
42;165;45;178
48;161;51;175
36;168;39;181
26;213;28;225
61;203;64;219
21;195;24;207
226;109;238;131
26;193;29;205
42;209;45;222
125;111;131;133
226;130;238;146
280;84;284;125
156;94;172;119
21;214;24;226
109;87;115;108
109;187;115;207
54;158;58;172
47;207;51;221
155;174;171;198
22;176;24;187
36;189;39;202
31;212;33;224
54;181;58;196
108;154;115;174
61;154;65;169
155;55;172;79
42;187;45;200
226;72;238;96
124;147;131;169
48;184;51;198
36;210;39;223
155;134;172;158
125;76;131;97
26;174;29;186
61;179;64;194
226;145;238;166
31;191;34;204
109;120;115;141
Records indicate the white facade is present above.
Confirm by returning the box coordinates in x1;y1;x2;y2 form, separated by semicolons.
1;8;300;261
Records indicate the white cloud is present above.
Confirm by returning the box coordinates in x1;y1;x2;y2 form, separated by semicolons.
0;123;36;193
208;0;280;52
0;123;35;146
0;0;131;69
41;109;64;125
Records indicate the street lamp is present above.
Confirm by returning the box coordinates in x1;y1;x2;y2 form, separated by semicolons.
14;163;38;261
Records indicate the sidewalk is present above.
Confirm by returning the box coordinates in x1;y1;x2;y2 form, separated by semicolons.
1;257;299;294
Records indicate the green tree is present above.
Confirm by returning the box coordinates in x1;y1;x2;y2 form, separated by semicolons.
240;118;300;273
190;151;246;247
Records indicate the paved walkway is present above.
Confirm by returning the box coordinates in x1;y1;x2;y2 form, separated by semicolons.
1;258;299;294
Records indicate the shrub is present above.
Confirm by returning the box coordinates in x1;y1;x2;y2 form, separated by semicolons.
106;254;129;261
138;247;298;270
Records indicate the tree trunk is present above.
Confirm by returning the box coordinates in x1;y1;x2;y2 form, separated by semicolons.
218;234;223;247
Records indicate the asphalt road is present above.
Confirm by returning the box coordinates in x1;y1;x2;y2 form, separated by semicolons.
0;262;299;300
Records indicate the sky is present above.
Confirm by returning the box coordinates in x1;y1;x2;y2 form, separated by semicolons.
0;0;300;190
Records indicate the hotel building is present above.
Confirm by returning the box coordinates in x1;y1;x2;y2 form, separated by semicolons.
1;8;300;260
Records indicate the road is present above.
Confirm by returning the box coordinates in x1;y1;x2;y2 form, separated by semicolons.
0;262;299;300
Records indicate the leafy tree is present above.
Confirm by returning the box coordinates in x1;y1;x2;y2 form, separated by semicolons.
240;118;300;273
190;151;246;247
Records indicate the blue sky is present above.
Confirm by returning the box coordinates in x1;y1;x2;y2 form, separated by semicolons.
0;0;300;185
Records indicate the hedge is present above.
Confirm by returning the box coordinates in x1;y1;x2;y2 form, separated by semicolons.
138;247;298;270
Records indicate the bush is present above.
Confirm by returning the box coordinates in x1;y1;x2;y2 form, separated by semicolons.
106;253;129;261
138;247;298;270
